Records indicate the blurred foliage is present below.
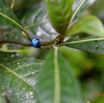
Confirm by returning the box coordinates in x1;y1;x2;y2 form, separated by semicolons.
90;0;104;23
6;0;42;10
0;0;104;103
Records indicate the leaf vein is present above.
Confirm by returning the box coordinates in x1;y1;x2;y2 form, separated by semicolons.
0;63;33;89
64;37;104;45
54;47;60;103
0;12;23;29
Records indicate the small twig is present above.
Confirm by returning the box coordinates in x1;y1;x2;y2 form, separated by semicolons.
39;35;65;49
40;39;55;46
0;40;31;46
0;34;65;49
22;29;32;41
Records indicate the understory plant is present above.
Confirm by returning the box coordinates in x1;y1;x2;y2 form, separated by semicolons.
0;0;104;103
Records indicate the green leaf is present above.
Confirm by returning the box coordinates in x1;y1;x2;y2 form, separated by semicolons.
65;35;104;54
36;48;83;103
0;0;24;30
71;0;96;22
6;0;41;10
0;52;43;103
59;46;88;76
21;2;57;41
67;15;104;36
1;29;29;43
0;0;30;46
46;0;73;34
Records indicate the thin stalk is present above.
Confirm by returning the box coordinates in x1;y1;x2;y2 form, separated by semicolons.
40;39;56;46
0;40;31;46
0;36;62;49
23;29;32;41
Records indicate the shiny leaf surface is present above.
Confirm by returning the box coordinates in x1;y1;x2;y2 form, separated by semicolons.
67;15;104;36
0;52;43;103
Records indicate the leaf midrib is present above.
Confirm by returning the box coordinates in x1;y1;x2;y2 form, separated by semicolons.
0;12;23;30
70;0;85;22
64;37;104;45
0;63;33;89
54;47;60;103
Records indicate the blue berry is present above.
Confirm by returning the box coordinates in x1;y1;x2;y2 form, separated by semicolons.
31;37;40;47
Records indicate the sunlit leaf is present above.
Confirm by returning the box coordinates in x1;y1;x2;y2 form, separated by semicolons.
0;52;43;103
67;15;104;36
46;0;73;34
36;48;83;103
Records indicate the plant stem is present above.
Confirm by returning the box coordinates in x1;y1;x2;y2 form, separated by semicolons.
41;39;55;46
0;35;64;49
0;40;31;46
23;29;32;41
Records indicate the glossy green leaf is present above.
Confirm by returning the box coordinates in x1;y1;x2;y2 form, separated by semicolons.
67;15;104;36
46;0;73;34
36;48;83;103
0;0;31;46
71;0;96;22
22;2;57;41
65;35;104;54
0;52;43;103
0;0;24;30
